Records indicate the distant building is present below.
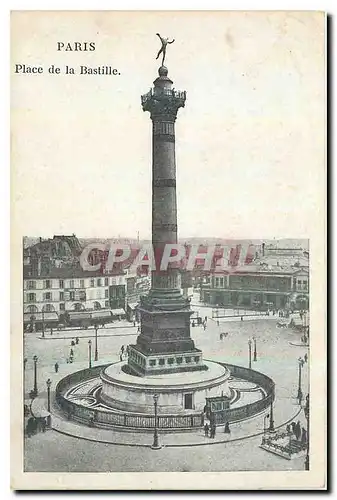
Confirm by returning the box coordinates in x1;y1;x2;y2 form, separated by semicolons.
200;249;309;310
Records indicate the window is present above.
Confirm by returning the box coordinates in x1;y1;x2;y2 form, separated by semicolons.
27;305;37;313
90;279;95;287
70;291;75;301
168;358;174;365
97;278;102;287
176;357;183;364
159;358;165;366
44;280;51;289
149;360;156;366
105;289;109;298
185;357;191;363
27;293;36;302
59;303;65;311
27;280;36;290
44;292;52;301
60;291;64;301
303;280;308;290
44;304;52;312
194;356;200;363
105;277;109;286
70;280;74;289
59;280;64;288
105;300;110;308
94;301;101;310
80;279;85;288
184;393;193;410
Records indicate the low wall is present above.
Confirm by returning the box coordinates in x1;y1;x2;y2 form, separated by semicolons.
55;362;275;431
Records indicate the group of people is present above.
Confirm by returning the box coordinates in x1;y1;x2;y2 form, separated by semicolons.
66;337;80;364
286;420;307;444
204;421;217;438
25;415;48;437
204;421;231;438
119;344;130;361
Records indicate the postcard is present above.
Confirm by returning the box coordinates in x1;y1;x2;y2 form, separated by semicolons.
11;10;326;490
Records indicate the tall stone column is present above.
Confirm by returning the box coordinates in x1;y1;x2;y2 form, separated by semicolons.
127;65;205;376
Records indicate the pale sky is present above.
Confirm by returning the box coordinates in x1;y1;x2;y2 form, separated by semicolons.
11;11;325;240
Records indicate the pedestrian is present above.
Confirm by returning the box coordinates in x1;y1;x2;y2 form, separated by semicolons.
286;424;291;434
203;323;206;331
70;348;74;357
212;422;217;438
291;421;296;434
54;362;59;373
41;418;47;433
205;316;207;322
204;422;209;437
50;328;53;336
76;337;79;344
301;427;307;444
217;320;220;327
69;355;73;364
137;325;141;333
296;421;301;440
241;316;243;321
71;340;75;346
121;345;125;354
133;320;136;327
119;353;123;362
224;422;230;434
304;353;308;363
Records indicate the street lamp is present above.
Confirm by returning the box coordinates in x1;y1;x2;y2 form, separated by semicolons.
151;393;161;450
88;339;92;369
46;378;52;412
32;355;38;397
42;308;45;338
248;339;252;369
268;396;275;432
263;413;270;435
304;393;309;470
253;337;257;362
94;327;98;361
297;357;303;404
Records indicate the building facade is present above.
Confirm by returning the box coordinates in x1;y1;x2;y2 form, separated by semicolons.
200;249;309;311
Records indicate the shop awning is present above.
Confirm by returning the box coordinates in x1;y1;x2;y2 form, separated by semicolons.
111;308;125;316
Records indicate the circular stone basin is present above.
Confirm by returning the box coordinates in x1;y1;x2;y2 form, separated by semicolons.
100;360;231;415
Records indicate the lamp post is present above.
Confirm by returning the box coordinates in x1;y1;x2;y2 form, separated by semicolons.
151;393;161;450
263;413;270;435
268;396;275;432
94;327;98;361
248;339;252;369
304;393;309;470
253;337;257;362
297;357;303;403
32;355;38;397
88;340;92;369
42;308;45;338
46;378;52;412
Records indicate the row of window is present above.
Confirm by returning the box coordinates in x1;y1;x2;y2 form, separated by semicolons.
26;277;116;290
26;300;111;313
26;290;109;302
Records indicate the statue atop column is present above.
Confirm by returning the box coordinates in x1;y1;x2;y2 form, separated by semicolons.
156;33;175;67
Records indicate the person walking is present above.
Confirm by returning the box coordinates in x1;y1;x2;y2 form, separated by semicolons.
212;422;217;438
304;353;308;363
204;422;209;437
291;421;296;434
224;422;230;434
54;362;59;373
121;345;125;354
296;421;301;440
301;427;307;444
75;337;79;345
